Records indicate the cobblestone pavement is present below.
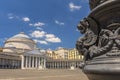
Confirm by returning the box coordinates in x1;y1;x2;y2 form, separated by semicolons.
0;69;88;80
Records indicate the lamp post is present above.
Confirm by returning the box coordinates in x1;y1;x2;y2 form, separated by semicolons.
76;0;120;80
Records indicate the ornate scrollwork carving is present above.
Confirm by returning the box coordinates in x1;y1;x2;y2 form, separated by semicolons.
77;17;98;46
76;17;98;61
88;23;120;57
76;21;120;61
106;25;120;56
114;27;120;47
89;29;114;58
77;18;89;34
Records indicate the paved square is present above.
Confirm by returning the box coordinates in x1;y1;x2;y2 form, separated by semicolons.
0;69;88;80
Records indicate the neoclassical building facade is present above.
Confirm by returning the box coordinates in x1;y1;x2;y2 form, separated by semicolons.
0;32;83;70
0;32;46;69
46;48;83;69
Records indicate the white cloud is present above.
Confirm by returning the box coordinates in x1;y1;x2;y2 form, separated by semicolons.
29;23;33;26
69;2;82;11
36;27;43;30
30;30;62;44
45;34;61;43
45;34;55;38
8;13;20;20
8;13;14;19
34;39;48;45
30;30;46;38
34;22;45;27
29;22;45;27
8;13;30;22
55;20;64;26
22;17;30;22
8;16;14;19
46;37;61;43
39;40;48;44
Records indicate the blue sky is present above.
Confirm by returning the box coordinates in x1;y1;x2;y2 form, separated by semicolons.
0;0;90;50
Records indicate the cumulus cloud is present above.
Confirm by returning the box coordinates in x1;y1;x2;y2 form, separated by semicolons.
29;22;45;27
69;2;82;11
45;34;61;43
29;27;62;44
55;20;64;26
34;39;48;45
45;34;55;38
46;37;61;43
30;30;46;38
22;17;30;22
30;30;61;44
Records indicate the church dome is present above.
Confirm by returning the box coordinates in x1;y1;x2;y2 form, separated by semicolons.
4;32;36;53
11;32;30;39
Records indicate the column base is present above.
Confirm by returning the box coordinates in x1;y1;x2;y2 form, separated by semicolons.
83;57;120;80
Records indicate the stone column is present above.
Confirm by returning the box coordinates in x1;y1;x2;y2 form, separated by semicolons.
37;57;39;68
0;58;1;68
27;56;29;68
39;57;42;69
61;61;62;69
23;56;26;68
35;57;37;68
56;62;58;69
25;56;27;68
28;56;31;68
43;58;46;69
53;62;55;69
60;61;61;69
32;56;34;68
49;62;51;69
67;62;68;69
61;61;63;69
63;62;64;69
36;57;38;68
53;62;54;69
55;62;56;69
21;55;24;69
38;57;40;69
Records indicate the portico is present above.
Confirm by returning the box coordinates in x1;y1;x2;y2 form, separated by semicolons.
21;50;46;69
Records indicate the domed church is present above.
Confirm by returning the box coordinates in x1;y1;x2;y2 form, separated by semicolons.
0;32;46;69
3;32;36;53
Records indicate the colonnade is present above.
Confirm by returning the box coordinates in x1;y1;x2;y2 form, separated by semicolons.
46;60;81;69
22;55;46;69
0;58;21;69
